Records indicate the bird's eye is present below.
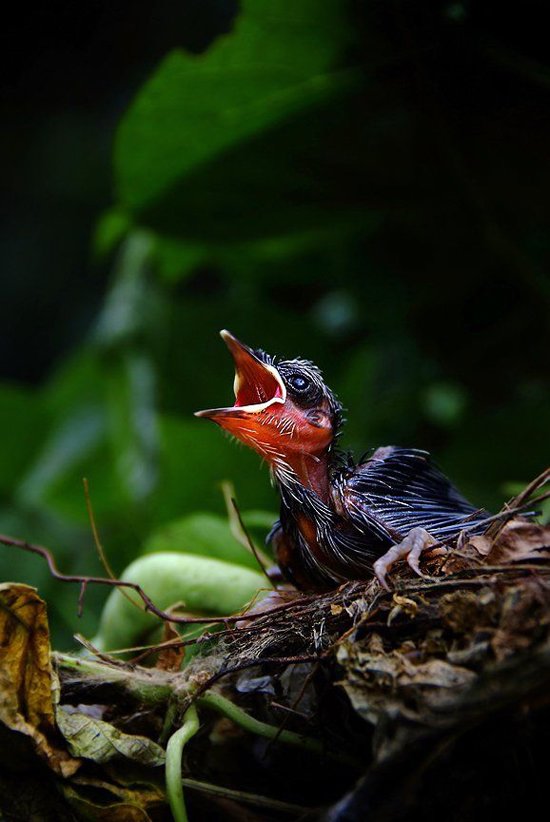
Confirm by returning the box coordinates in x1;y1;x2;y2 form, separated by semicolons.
288;374;310;392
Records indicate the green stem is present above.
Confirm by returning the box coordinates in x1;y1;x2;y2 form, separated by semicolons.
54;652;175;704
198;690;322;757
165;705;200;822
56;654;358;770
181;777;312;814
159;698;179;746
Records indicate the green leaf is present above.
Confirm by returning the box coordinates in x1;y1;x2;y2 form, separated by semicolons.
44;347;105;416
116;0;355;214
152;416;276;523
92;552;266;651
144;512;259;569
93;232;158;349
104;351;160;506
113;1;364;244
57;708;166;766
421;382;468;428
0;383;48;492
93;233;162;507
153;235;205;283
94;208;132;259
16;404;107;508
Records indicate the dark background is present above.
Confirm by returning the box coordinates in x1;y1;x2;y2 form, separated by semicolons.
1;0;548;644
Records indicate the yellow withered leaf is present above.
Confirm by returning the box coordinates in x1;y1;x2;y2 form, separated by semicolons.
0;582;80;777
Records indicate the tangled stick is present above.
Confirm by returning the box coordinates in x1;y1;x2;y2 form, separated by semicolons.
0;532;312;627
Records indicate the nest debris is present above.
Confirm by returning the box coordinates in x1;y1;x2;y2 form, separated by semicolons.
2;478;549;821
182;516;550;818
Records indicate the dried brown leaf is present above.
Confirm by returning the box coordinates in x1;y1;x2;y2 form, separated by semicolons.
62;783;155;821
487;521;550;564
468;535;493;556
338;633;476;730
61;773;165;820
155;621;185;671
438;589;498;634
0;582;80;777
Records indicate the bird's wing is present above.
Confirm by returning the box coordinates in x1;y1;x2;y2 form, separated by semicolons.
341;446;487;540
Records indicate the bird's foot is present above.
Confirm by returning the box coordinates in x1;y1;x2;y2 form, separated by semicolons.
373;527;447;590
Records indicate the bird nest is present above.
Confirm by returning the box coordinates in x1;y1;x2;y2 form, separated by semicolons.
2;489;549;820
180;516;550;818
212;518;550;672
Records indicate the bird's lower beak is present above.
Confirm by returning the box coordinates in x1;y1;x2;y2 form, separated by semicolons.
194;331;286;433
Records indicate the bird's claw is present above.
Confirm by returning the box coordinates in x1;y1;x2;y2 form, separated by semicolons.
373;527;445;590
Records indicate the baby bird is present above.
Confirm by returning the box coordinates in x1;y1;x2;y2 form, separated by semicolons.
196;331;487;590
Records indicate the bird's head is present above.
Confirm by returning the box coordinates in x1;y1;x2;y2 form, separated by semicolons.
195;331;342;474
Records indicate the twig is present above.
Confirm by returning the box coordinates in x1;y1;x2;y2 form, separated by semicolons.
267;660;320;753
270;701;311;719
0;532;314;627
82;478;142;616
507;467;550;510
77;581;88;619
127;624;209;665
485;468;550;538
221;480;272;566
73;633;135;666
392;563;550;595
83;478;117;580
231;497;276;588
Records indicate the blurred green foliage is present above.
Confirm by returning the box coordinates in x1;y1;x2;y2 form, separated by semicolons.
0;0;548;646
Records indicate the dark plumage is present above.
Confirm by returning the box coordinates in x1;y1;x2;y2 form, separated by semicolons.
271;445;486;589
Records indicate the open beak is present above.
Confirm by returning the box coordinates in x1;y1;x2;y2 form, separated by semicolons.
194;331;286;431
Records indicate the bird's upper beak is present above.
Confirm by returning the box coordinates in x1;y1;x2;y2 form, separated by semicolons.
194;331;287;435
196;331;335;470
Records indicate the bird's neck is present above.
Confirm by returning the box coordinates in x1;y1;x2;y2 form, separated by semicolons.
272;450;332;505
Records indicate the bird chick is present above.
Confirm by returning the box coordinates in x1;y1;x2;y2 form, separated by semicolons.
196;331;487;590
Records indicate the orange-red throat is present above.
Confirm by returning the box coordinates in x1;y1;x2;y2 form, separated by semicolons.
194;330;334;500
